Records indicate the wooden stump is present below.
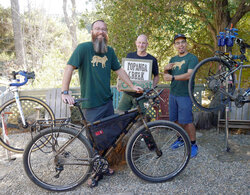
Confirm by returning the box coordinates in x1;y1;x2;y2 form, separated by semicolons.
193;111;217;130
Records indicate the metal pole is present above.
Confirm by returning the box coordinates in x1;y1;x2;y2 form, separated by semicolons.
225;104;230;152
1;113;12;160
225;45;231;152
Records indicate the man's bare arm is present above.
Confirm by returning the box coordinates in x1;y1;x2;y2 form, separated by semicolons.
115;68;143;92
164;69;193;81
153;75;159;87
61;65;76;104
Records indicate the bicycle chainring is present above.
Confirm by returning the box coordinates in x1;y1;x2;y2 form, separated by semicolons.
92;155;109;174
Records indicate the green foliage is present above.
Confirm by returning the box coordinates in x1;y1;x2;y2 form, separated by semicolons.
0;6;91;89
93;0;249;85
0;6;14;57
1;1;248;89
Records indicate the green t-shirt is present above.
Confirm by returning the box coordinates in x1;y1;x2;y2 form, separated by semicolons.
169;53;198;96
67;42;121;108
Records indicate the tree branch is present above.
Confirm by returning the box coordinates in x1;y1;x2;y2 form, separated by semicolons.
230;0;250;26
189;1;216;35
188;37;214;53
63;0;77;50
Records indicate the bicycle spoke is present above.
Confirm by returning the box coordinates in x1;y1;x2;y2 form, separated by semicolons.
23;127;92;191
126;122;190;182
189;57;235;111
0;97;54;152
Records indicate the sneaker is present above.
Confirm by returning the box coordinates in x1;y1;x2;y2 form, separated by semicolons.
191;144;198;158
171;137;184;149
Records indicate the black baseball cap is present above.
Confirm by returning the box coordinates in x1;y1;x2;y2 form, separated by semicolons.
174;34;186;42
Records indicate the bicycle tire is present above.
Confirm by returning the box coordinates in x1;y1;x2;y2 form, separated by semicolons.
0;96;55;153
126;120;191;183
188;57;235;112
23;126;93;192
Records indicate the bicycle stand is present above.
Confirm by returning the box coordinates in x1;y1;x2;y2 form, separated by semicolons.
1;112;16;161
224;104;230;152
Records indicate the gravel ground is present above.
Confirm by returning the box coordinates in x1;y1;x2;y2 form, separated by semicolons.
0;128;249;195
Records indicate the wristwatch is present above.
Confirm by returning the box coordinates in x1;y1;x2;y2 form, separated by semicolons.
172;76;175;82
61;90;69;95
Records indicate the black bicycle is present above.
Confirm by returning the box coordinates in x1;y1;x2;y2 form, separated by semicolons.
23;88;191;192
188;34;249;112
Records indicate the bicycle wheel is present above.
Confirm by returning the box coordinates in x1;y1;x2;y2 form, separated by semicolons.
23;127;93;192
126;120;191;182
0;96;55;153
188;57;235;112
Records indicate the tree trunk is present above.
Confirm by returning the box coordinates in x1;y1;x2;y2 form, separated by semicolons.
10;0;26;69
63;0;78;50
190;0;250;52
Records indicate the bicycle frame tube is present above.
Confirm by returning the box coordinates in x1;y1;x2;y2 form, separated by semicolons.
54;126;87;158
13;89;27;126
214;63;243;100
103;112;141;158
237;64;250;90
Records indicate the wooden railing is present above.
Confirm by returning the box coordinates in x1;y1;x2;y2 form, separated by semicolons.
0;84;207;118
2;84;248;125
17;85;172;109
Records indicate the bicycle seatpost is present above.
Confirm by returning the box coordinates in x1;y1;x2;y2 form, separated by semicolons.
73;98;88;123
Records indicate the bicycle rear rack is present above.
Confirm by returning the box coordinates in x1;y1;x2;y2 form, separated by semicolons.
32;118;83;133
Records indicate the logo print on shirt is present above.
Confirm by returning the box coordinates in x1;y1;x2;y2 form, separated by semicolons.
173;60;185;70
91;55;108;68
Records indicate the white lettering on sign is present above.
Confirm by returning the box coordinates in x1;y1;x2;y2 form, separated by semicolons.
124;61;150;80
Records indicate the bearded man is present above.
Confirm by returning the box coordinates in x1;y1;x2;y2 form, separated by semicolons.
61;20;142;187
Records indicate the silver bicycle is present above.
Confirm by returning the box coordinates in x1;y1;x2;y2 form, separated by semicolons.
0;71;55;153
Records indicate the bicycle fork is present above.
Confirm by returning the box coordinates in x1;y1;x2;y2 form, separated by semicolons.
13;90;28;128
142;119;162;157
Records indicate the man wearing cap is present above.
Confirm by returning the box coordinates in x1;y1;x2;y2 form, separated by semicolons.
163;34;199;158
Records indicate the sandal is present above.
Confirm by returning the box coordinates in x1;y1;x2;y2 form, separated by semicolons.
87;174;103;188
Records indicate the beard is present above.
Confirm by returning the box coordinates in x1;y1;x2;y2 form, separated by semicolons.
92;33;108;54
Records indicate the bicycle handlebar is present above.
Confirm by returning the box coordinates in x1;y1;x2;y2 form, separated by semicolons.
9;71;35;87
69;88;163;107
136;87;164;102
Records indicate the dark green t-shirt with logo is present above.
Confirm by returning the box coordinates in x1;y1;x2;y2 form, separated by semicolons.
168;53;198;96
67;42;121;108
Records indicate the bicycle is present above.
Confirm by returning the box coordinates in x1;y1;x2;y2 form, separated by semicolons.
23;88;191;192
188;30;249;112
0;71;55;153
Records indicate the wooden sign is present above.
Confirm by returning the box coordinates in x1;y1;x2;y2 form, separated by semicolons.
117;58;153;91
